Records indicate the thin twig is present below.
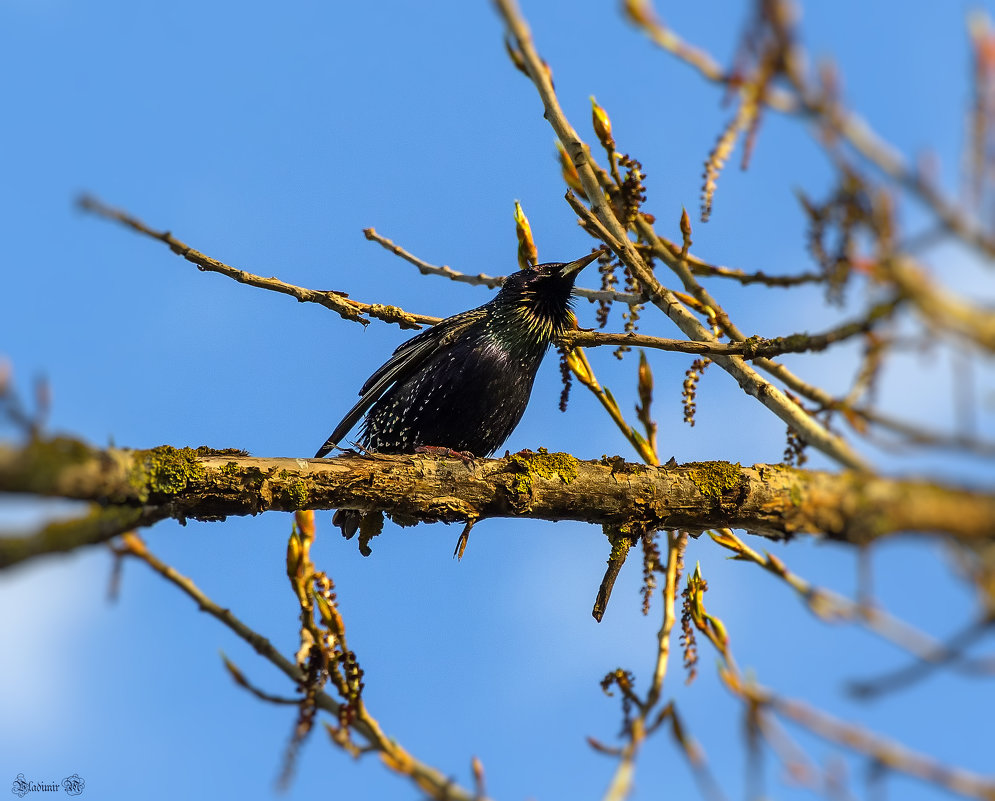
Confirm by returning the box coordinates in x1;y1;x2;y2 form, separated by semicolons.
84;194;858;360
854;406;995;457
708;529;981;663
658;701;728;801
117;533;486;801
599;534;687;801
366;225;818;300
563;297;900;358
221;654;302;705
365;226;645;305
684;560;995;801
626;0;995;260
647;532;686;707
78;195;436;330
745;680;995;801
577;162;868;472
848;617;995;698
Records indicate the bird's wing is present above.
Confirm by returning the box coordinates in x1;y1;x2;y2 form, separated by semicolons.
313;308;486;458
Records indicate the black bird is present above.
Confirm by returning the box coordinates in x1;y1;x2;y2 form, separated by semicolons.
315;250;601;537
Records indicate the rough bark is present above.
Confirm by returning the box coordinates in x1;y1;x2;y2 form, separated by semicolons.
1;438;993;567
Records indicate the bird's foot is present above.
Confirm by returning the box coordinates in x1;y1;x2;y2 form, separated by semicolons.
414;445;477;467
315;441;375;459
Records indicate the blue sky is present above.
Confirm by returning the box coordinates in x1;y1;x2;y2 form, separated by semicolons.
2;1;994;799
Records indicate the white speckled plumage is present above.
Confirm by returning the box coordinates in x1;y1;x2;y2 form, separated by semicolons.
315;252;600;460
313;252;601;536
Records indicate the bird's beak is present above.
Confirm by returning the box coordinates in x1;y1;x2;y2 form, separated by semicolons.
558;249;604;278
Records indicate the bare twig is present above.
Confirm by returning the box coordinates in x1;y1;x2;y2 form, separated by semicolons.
626;0;995;260
364;226;645;304
565;347;658;464
563;296;900;357
82;195;853;359
574;161;869;470
647;532;686;707
364;227;505;289
848;617;995;698
882;256;995;352
82;185;869;470
78;195;436;330
117;533;487;801
684;559;995;801
708;529;984;662
599;532;688;801
221;654;302;705
366;225;819;296
854;406;995;457
742;679;995;801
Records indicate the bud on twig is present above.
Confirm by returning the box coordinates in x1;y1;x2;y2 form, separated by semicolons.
679;207;693;260
556;141;586;197
514;200;538;268
591;96;616;151
623;0;656;27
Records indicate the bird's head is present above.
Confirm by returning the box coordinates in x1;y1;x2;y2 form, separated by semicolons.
492;250;602;342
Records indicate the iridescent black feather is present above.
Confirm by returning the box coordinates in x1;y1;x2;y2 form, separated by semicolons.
315;251;600;537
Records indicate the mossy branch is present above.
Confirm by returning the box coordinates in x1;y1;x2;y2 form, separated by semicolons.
2;437;993;569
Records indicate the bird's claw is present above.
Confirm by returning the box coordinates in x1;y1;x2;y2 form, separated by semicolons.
414;445;477;468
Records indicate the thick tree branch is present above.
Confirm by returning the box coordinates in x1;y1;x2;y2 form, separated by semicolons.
1;438;992;569
0;504;163;567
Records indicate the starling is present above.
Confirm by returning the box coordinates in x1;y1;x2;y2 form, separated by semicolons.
315;250;601;537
